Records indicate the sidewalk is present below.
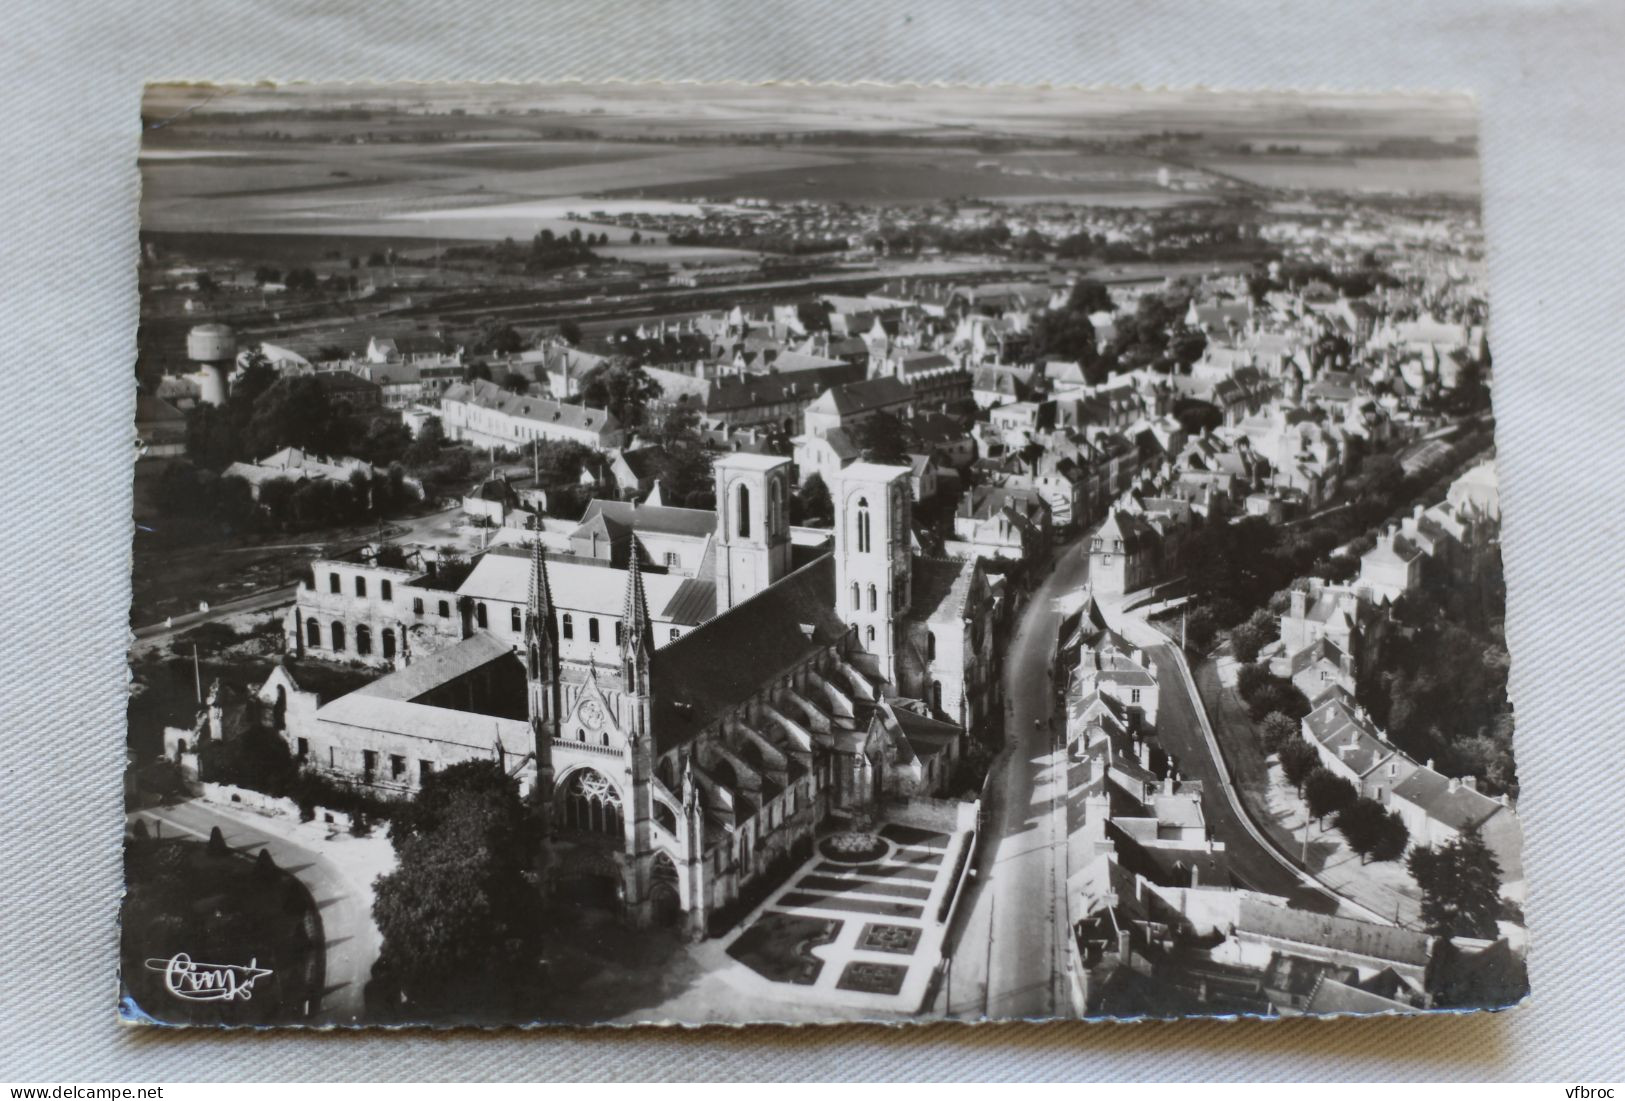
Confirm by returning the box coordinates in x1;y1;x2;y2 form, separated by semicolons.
1205;652;1421;928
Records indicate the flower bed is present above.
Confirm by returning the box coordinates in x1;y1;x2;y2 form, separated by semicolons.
819;831;888;864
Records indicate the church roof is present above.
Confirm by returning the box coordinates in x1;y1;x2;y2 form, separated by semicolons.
650;554;845;754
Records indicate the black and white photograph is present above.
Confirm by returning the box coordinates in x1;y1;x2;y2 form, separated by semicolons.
122;80;1525;1028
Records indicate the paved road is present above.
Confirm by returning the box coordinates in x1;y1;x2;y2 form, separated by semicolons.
946;536;1092;1020
129;800;383;1025
1128;635;1343;914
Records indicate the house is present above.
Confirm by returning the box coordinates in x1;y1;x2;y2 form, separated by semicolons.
1284;636;1357;700
440;378;624;451
948;485;1053;564
223;447;419;502
801;376;914;440
1300;696;1415;799
1279;580;1366;657
971;365;1035;409
1388;766;1523;897
1448;459;1500;522
791;426;862;487
1360;525;1427;602
135;393;187;459
314;371;384;409
606;446;664;500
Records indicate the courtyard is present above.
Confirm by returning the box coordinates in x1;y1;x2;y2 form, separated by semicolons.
715;820;974;1016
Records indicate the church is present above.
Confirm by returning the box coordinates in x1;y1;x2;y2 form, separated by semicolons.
268;453;1001;936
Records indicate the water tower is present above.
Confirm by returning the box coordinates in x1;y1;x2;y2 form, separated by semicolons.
187;323;237;406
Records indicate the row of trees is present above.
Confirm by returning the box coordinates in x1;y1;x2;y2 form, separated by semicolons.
155;461;420;537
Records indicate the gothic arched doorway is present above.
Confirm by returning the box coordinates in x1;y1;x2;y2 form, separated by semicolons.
650;852;681;928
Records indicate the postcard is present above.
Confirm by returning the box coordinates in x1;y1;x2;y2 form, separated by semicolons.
124;81;1524;1027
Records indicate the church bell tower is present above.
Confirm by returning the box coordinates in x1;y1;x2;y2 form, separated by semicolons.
713;452;793;615
832;461;914;689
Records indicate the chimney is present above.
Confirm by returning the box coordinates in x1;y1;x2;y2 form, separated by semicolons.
1448;777;1459;793
1163;775;1175;797
1290;589;1307;619
1190;862;1200;888
1131;648;1144;668
1426;758;1435;770
1137;740;1151;771
1463;776;1477;792
1116;928;1131;961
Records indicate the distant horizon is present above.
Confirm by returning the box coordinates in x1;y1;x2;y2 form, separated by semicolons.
144;81;1477;144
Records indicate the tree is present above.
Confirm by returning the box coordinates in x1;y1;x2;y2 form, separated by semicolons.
1065;279;1114;316
1027;306;1099;368
645;401;714;508
1409;827;1503;939
1303;767;1358;826
796;473;833;526
579;356;661;430
1258;711;1300;756
796;300;831;333
558;319;583;346
243;376;350;459
1334;797;1408;864
531;438;593;489
499;371;530;394
184;403;238;470
405;416;446;467
852;410;911;465
1229;620;1269;664
629;230;642;245
1278;740;1320;794
372;762;542;1017
471;319;524;357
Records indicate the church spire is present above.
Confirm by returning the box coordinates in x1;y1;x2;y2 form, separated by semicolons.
527;532;552;625
621;548;654;663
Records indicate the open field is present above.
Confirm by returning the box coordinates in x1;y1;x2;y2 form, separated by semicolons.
1196;154;1480;196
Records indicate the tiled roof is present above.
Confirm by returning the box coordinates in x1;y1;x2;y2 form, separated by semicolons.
442;379;620;435
649;554;847;754
1236;898;1432;967
1390;766;1509;833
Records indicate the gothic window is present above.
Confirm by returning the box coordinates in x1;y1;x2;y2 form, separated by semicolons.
927;632;936;660
306;618;321;648
475;602;488;629
856;497;872;553
355;576;367;598
438;600;450;618
615;620;624;647
851;583;860;610
559;768;624;838
737;483;752;538
329;573;340;594
932;680;943;712
866;624;876;645
331;622;346;651
601;731;610;747
355;625;373;657
770;479;783;533
589;617;600;644
511;606;522;632
381;629;396;660
562;613;573;639
380;580;393;602
868;583;878;612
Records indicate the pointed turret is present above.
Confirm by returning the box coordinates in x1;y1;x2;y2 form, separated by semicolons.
527;533;553;631
621;548;655;687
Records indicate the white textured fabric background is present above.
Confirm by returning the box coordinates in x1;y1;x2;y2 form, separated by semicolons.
1;0;1621;1081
